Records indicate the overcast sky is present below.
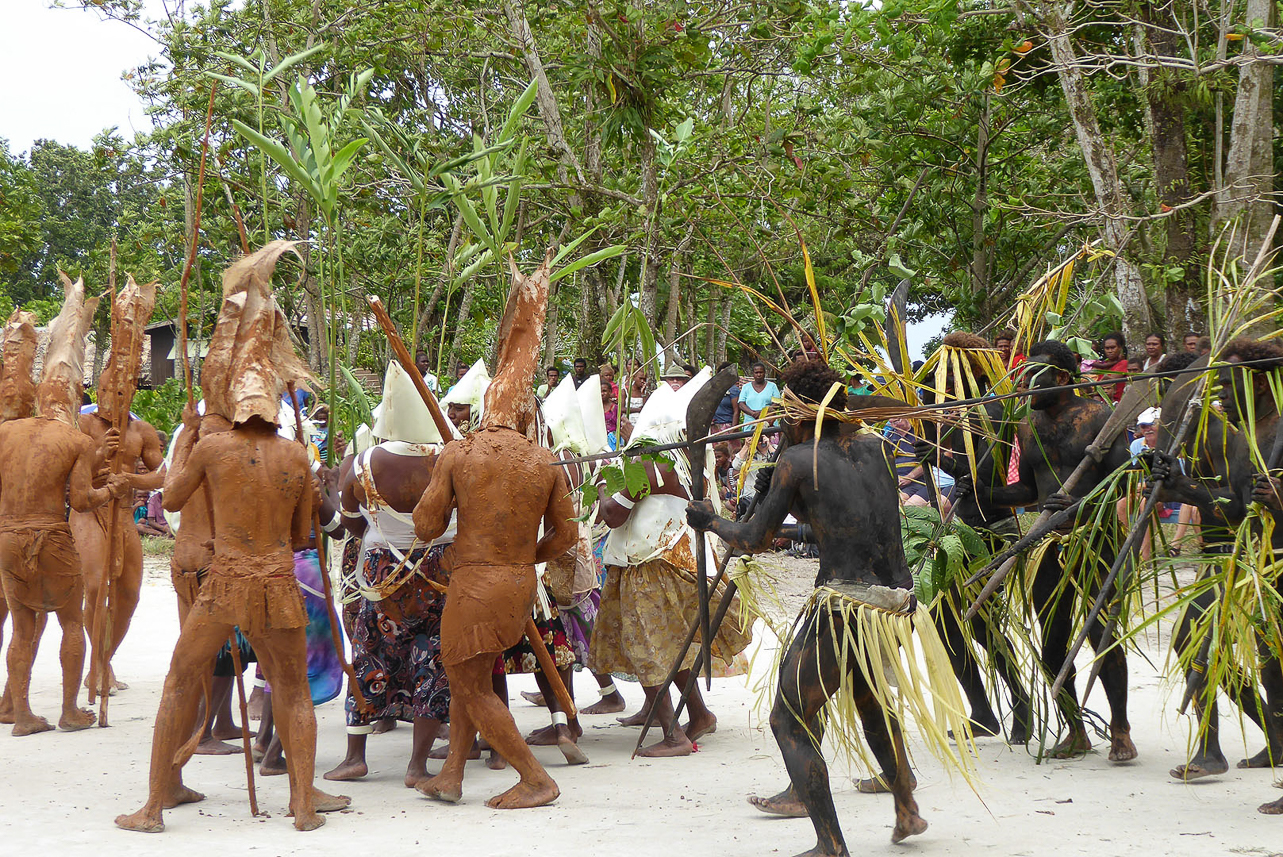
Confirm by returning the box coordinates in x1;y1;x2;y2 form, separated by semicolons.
0;0;166;155
0;0;950;355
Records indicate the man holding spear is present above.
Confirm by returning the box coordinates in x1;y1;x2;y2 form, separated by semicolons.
77;276;165;703
978;339;1136;761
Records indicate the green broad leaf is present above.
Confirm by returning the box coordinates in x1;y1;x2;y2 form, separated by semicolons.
577;481;600;516
887;252;916;279
207;71;260;98
230;118;321;207
622;460;651;498
360;120;424;194
451;189;501;267
499;79;540;144
264;43;327;84
328;137;368;187
550;244;628;284
214;50;261;75
601;465;627;497
551;225;602;268
602;302;629;346
497;139;527;245
427;139;517;179
452;249;495;287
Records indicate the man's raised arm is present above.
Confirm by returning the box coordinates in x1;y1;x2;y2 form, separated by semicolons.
687;450;799;555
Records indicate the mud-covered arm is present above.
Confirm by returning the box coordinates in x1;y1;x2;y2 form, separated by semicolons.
70;438;128;511
535;466;578;563
687;450;799;554
127;421;167;490
413;444;456;542
163;436;208;512
291;469;313;550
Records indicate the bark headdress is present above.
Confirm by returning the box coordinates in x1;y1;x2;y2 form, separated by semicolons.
202;241;312;426
37;272;100;426
480;253;551;433
97;274;158;424
0;309;39;421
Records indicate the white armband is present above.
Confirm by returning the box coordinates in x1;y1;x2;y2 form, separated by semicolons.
610;492;635;510
321;509;343;535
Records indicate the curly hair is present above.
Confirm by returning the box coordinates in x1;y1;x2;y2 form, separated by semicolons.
1219;338;1283;371
779;359;849;410
942;331;991;350
994;327;1017;343
1027;339;1079;376
1158;351;1199;374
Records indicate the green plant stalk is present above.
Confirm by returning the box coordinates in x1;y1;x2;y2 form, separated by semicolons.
411;197;425;348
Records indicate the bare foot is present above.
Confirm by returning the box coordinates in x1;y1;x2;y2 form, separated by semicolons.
12;714;53;737
405;765;430;789
485;778;560;809
581;692;626;715
558;735;589;765
1258;797;1283;814
260;756;288;776
617;708;650;727
637;732;693;758
416;773;463;803
292;812;325;831
162;785;205;809
520;690;546;707
323;758;368;781
891;813;928;843
115;808;164;833
1048;731;1091;760
486;750;508;771
59;707;96;731
855;772;916;794
0;688;13;723
312;788;351;813
685;713;717;742
1171;751;1228;781
1238;746;1280;768
526;724;561;746
950;716;999;739
748;789;809;818
194;738;242;756
1009;709;1033;746
1108;730;1138;763
372;717;397;735
210;725;243;741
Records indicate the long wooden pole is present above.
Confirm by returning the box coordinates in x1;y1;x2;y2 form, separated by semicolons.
366;294;577;718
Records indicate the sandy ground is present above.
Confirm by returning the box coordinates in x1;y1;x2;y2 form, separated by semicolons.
2;551;1283;857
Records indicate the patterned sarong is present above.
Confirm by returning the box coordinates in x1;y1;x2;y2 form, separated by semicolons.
346;544;450;728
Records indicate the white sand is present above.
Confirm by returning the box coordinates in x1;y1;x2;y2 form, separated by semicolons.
2;555;1282;857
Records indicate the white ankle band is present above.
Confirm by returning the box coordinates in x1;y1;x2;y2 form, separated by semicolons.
551;711;569;726
597;682;617;696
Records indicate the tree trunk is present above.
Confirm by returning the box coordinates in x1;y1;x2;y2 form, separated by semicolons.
717;299;731;364
1031;0;1152;345
412;212;463;359
446;274;479;373
1212;0;1276;290
1140;1;1201;339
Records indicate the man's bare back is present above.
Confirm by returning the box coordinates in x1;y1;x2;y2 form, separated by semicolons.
414;428;575;567
0;418;113;521
164;420;311;557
